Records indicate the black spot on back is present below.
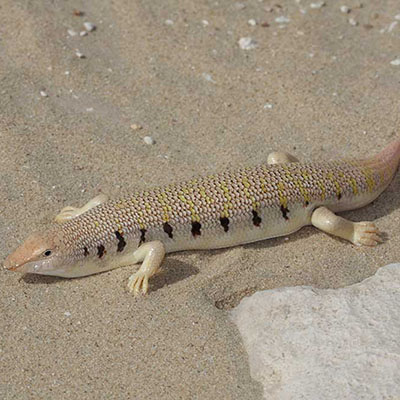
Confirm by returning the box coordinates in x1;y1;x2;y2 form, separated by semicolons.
280;205;289;220
220;217;230;232
337;192;342;200
191;221;202;236
115;231;126;252
83;247;89;257
252;210;262;227
97;245;105;258
163;222;173;238
139;228;147;246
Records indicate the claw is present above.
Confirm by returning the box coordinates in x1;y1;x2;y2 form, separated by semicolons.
353;222;383;246
128;271;149;296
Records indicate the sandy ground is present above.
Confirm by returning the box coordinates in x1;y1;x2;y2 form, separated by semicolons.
1;0;400;399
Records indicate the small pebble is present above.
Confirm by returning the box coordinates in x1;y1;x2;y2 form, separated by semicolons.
340;5;350;13
75;50;85;58
348;18;358;26
395;14;400;21
143;136;156;145
388;21;398;32
80;31;88;37
40;90;48;97
86;107;94;112
202;20;209;27
261;22;270;27
83;22;96;31
68;29;78;37
390;58;400;66
65;71;70;75
248;19;257;26
130;124;143;130
263;103;273;109
73;10;84;17
202;73;216;83
165;19;174;25
64;311;71;317
238;37;257;50
310;1;325;9
275;16;290;23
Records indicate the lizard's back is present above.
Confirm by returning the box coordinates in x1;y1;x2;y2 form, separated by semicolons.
60;140;400;255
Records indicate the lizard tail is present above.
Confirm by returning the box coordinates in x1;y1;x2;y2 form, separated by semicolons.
362;139;400;192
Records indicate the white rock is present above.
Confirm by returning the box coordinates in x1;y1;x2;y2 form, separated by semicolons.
80;31;88;37
238;37;257;50
40;90;48;97
67;29;78;37
248;19;257;26
348;17;358;26
263;103;273;109
83;22;96;31
395;14;400;21
310;1;325;9
202;20;209;27
390;58;400;66
143;136;156;145
231;263;400;400
165;19;174;25
340;5;350;13
75;50;85;58
275;16;290;23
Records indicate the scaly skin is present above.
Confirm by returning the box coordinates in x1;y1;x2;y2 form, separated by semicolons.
4;140;400;295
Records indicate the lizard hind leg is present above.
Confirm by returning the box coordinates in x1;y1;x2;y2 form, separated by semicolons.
55;194;109;223
267;151;299;165
311;206;383;246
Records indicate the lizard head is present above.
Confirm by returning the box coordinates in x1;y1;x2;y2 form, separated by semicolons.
4;231;67;275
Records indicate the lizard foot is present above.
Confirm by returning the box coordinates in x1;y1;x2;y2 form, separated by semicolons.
55;194;109;223
55;206;81;223
126;241;166;296
127;271;150;296
352;222;383;246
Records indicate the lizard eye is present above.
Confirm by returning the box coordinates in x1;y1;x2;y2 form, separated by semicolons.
43;250;52;257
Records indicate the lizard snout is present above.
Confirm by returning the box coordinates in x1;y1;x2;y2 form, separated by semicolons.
3;253;21;271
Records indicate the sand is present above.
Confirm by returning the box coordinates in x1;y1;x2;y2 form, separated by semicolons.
1;0;400;398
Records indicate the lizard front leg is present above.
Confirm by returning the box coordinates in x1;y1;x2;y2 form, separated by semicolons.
311;206;382;246
127;241;166;296
267;151;299;165
55;194;109;223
